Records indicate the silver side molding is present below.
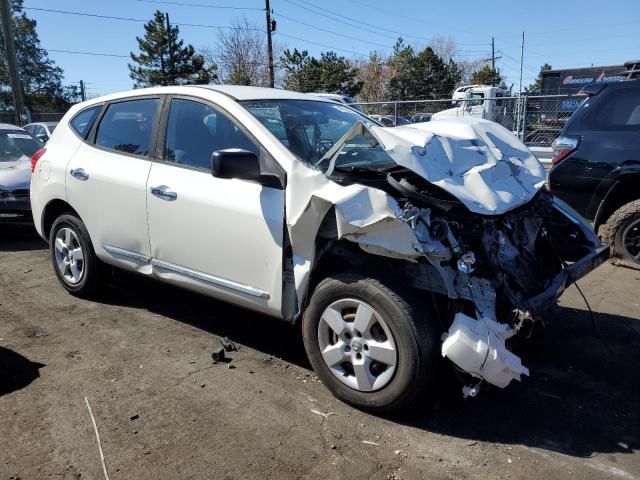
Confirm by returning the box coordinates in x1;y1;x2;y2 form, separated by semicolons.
151;259;270;300
103;245;151;264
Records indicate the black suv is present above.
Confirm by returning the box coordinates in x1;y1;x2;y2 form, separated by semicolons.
549;61;640;268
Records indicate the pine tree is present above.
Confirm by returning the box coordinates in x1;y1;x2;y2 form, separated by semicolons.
281;49;361;96
129;10;214;87
470;65;502;87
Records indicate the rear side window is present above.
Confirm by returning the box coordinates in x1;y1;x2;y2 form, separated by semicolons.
95;99;159;156
70;105;101;138
583;88;640;130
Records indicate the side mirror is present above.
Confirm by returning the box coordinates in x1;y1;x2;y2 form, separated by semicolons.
211;149;261;181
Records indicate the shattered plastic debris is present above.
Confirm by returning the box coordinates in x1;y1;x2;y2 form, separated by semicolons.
310;409;335;419
211;347;226;363
220;337;237;352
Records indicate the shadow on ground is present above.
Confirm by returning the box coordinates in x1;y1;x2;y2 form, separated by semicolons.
0;346;45;396
93;271;640;460
0;227;46;252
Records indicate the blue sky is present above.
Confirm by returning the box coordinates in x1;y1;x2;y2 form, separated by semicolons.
24;0;640;97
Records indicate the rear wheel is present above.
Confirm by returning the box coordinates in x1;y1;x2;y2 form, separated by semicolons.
50;214;104;297
302;273;439;413
599;200;640;267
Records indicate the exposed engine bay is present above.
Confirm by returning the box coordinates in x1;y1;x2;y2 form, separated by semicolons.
286;117;608;396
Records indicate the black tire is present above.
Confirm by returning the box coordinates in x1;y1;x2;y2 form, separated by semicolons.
49;213;104;297
302;273;439;414
599;200;640;267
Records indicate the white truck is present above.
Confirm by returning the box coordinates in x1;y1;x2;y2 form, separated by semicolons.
433;85;510;123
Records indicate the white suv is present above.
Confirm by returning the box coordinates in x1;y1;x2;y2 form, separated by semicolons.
30;85;607;412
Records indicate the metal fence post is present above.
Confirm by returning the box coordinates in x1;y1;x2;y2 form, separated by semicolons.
394;100;398;125
521;96;528;142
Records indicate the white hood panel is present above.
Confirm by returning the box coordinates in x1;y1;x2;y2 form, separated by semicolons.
371;117;546;215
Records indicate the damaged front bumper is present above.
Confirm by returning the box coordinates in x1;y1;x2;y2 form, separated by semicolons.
523;244;609;315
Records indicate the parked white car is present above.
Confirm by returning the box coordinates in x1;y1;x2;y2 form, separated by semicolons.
24;121;58;143
309;92;364;112
30;86;607;412
0;123;42;225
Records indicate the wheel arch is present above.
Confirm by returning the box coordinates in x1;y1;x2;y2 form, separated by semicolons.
594;172;640;231
41;199;82;242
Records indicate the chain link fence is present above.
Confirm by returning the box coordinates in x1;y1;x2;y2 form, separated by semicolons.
0;111;66;126
355;94;583;148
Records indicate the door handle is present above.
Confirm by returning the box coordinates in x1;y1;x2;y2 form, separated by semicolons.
69;168;89;180
150;185;177;200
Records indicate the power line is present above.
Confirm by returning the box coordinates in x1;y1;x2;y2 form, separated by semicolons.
275;32;370;58
286;0;442;44
274;11;393;50
133;0;264;11
343;0;489;40
23;7;262;30
283;0;435;43
525;20;640;37
526;32;640;48
49;49;130;58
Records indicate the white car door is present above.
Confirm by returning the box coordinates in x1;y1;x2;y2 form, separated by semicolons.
146;97;285;316
66;97;161;272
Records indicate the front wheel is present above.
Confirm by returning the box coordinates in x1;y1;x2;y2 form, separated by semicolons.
302;273;439;413
50;213;104;297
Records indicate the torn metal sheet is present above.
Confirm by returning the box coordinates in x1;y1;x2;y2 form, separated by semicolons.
370;118;546;215
287;168;423;300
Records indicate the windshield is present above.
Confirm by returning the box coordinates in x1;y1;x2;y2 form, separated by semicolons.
0;130;41;163
242;99;396;175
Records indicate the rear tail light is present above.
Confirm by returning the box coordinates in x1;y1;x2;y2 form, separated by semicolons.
31;147;47;172
551;136;579;165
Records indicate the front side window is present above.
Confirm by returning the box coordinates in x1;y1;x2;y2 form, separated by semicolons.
95;99;159;156
70;105;101;138
243;100;383;168
164;98;259;171
242;99;395;176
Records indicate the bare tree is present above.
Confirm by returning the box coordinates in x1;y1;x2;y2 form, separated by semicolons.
201;17;283;86
430;35;486;86
355;52;396;102
430;35;458;61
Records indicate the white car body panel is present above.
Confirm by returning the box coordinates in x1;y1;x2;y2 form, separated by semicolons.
66;143;153;273
146;162;284;316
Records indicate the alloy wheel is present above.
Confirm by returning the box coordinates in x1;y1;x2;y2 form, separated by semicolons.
53;227;85;284
317;298;397;392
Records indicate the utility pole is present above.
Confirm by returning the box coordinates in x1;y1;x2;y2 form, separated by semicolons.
519;31;525;96
0;0;25;125
265;0;275;88
79;80;86;102
491;37;495;72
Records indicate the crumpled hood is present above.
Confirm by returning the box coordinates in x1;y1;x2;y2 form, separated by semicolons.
0;156;31;191
370;117;546;215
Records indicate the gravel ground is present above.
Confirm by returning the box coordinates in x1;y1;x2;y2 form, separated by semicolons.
1;230;639;480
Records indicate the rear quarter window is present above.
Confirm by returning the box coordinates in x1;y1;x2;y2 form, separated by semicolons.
70;105;102;138
574;87;640;132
